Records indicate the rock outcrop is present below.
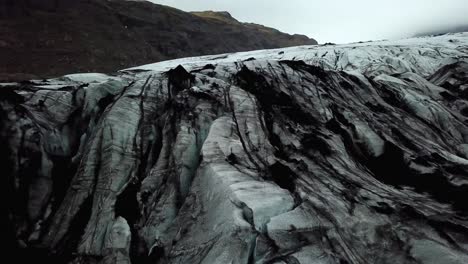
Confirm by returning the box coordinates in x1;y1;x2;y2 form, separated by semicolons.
2;33;468;263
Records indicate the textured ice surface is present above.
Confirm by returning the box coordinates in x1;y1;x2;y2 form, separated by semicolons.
127;32;468;77
2;33;468;264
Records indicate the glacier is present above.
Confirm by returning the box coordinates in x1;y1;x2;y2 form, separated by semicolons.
1;33;468;264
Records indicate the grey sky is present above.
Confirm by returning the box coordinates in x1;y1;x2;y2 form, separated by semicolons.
149;0;468;43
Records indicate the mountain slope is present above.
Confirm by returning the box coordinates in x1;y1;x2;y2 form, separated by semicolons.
2;33;468;263
0;0;317;81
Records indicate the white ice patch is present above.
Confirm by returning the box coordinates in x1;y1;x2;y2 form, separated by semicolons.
231;181;294;232
63;73;119;83
353;121;385;158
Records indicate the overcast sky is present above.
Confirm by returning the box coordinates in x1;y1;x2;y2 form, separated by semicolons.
150;0;468;43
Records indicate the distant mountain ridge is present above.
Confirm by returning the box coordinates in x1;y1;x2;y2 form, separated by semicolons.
0;0;317;80
413;24;468;37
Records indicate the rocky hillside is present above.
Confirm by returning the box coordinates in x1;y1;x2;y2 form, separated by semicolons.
2;33;468;263
0;0;317;81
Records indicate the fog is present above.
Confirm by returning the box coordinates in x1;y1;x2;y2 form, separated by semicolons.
150;0;468;43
